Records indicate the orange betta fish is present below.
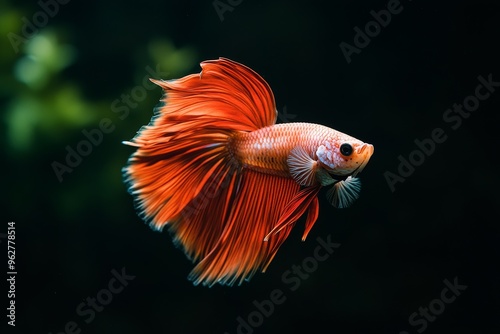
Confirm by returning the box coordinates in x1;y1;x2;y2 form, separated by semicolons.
123;58;374;287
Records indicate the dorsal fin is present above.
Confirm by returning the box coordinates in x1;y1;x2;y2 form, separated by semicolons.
150;57;277;131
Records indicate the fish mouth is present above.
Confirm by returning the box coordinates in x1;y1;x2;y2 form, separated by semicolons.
352;143;374;178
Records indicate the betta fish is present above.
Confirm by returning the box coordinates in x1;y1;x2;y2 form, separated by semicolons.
123;58;374;287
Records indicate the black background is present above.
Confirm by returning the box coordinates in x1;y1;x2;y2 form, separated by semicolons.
2;0;499;333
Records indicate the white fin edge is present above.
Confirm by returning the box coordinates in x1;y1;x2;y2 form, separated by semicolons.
326;176;362;208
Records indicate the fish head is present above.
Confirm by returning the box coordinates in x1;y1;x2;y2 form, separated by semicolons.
316;133;374;178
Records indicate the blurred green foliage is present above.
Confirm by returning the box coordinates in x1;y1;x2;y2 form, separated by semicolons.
2;12;196;150
2;0;198;220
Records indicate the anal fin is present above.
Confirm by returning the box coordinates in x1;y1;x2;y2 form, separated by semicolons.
188;170;304;286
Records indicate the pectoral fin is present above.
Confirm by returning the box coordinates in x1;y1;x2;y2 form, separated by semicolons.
287;146;320;186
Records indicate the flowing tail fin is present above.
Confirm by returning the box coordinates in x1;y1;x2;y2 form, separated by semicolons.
123;58;320;286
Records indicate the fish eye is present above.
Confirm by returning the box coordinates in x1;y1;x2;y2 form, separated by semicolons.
340;143;353;156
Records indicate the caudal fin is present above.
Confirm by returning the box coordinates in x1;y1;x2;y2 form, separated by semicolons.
123;58;319;286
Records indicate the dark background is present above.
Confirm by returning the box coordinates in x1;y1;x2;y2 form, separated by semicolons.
2;0;499;333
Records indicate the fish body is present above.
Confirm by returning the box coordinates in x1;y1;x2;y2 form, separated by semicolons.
231;122;373;183
123;58;374;286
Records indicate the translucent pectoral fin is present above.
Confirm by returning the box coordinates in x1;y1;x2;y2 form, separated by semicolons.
326;176;362;209
287;146;320;186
